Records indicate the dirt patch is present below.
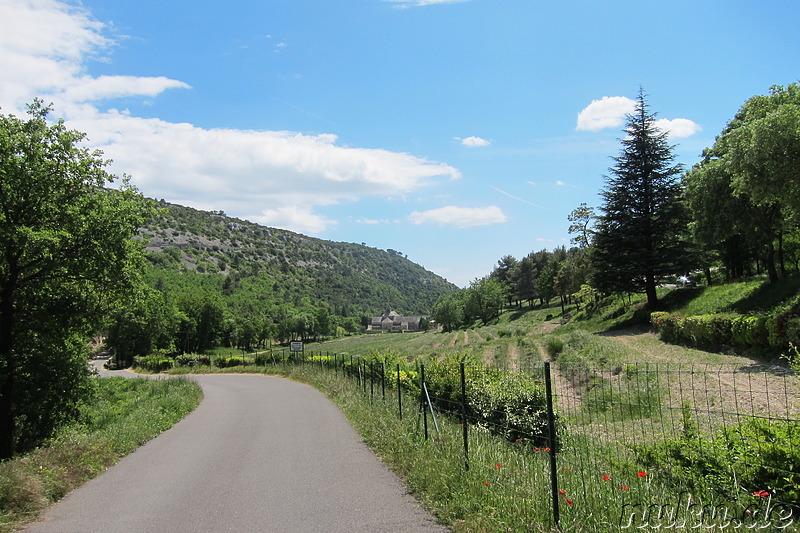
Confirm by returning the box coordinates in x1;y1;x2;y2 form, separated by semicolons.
447;332;459;348
592;327;800;427
534;321;561;335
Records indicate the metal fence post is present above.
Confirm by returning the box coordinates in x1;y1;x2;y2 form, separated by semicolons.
397;364;403;419
544;361;559;527
460;362;469;471
420;364;428;440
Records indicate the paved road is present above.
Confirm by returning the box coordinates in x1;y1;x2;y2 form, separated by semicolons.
25;370;446;532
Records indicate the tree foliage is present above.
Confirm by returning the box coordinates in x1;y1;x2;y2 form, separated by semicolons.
0;101;151;458
591;90;693;308
685;83;800;282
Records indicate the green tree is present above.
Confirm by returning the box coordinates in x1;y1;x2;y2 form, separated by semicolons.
465;277;507;325
567;203;596;249
591;90;693;308
724;83;800;213
684;155;767;281
105;285;178;365
431;291;464;332
490;255;517;306
689;83;800;282
510;253;537;307
0;101;150;458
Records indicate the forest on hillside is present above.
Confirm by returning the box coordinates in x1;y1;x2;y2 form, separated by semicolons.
101;201;458;362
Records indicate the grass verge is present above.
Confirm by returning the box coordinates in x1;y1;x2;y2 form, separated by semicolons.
0;377;202;532
168;364;791;532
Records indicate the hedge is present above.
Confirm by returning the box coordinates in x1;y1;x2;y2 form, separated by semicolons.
651;311;793;353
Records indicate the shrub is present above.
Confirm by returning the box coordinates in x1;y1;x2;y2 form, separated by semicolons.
421;355;555;447
546;337;564;358
635;411;800;506
133;355;173;372
175;354;200;367
730;315;769;346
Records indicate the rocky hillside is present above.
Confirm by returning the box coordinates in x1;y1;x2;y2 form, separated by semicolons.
138;201;457;317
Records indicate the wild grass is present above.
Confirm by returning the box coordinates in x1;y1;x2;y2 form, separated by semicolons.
0;377;202;532
259;364;788;532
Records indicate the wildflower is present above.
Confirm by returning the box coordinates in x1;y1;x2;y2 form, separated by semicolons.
753;490;770;498
637;471;647;478
484;482;490;487
558;489;566;496
565;498;574;507
515;438;521;443
621;484;629;491
602;475;611;480
495;463;502;469
544;447;551;452
534;447;540;452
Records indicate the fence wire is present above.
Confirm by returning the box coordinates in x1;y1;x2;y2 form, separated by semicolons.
274;351;800;529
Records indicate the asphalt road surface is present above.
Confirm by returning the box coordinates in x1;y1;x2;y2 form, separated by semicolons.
25;369;446;532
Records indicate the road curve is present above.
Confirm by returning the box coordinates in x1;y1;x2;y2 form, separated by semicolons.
25;372;446;532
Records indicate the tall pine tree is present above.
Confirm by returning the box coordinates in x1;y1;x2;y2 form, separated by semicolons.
591;89;693;308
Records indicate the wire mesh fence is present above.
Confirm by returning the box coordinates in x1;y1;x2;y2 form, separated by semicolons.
291;351;799;530
161;348;798;529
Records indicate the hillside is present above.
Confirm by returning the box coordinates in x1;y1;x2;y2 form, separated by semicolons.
138;201;457;317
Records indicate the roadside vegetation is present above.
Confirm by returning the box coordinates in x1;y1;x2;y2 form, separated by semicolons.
131;275;799;531
0;377;202;532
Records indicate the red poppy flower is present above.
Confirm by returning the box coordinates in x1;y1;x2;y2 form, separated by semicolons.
534;448;540;452
621;484;629;491
565;498;574;506
495;463;502;469
602;475;611;480
558;489;566;495
544;447;551;452
637;471;647;477
515;438;521;443
753;490;770;498
484;482;490;487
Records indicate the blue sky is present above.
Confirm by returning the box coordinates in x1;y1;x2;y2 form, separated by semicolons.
1;0;798;287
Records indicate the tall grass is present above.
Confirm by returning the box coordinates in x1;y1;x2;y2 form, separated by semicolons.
282;364;787;532
0;377;202;532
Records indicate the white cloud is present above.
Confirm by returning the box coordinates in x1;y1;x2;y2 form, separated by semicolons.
576;96;637;132
456;136;491;147
252;206;336;235
66;109;461;233
654;118;702;138
408;205;507;228
356;218;399;225
0;0;462;236
577;96;701;139
62;76;191;103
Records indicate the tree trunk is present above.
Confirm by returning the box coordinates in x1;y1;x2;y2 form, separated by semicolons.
0;289;16;460
766;241;779;282
645;274;658;309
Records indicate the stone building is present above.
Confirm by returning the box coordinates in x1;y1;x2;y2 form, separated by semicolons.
369;306;423;332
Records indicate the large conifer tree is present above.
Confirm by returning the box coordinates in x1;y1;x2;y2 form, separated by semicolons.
591;90;693;308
